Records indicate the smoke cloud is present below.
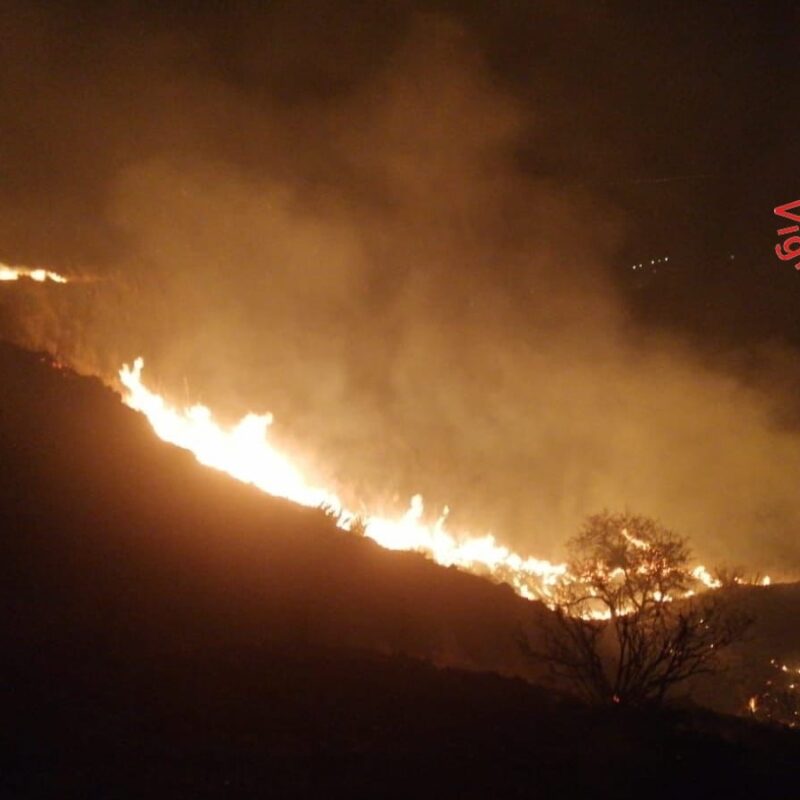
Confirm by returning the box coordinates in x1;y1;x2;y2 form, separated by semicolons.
1;1;799;574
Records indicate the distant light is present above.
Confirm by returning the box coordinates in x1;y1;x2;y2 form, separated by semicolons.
629;257;669;271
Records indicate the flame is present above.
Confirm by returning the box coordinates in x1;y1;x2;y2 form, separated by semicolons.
117;357;773;603
119;358;342;511
691;565;722;590
0;251;782;602
119;357;567;598
0;263;69;283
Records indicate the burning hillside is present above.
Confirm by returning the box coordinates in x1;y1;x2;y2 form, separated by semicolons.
118;355;768;605
0;263;776;605
2;2;800;794
1;6;799;592
0;340;549;669
1;337;799;798
118;356;568;600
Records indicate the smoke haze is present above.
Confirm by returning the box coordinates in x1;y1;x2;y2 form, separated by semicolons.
1;0;799;572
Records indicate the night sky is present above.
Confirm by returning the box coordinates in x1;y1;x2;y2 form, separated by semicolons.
1;0;799;571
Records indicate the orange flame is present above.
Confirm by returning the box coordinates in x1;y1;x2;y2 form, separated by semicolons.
117;357;766;603
0;263;69;283
118;357;567;598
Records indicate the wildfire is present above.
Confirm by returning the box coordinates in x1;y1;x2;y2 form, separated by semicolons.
120;358;342;512
0;263;69;283
691;565;722;589
119;357;567;598
117;357;770;602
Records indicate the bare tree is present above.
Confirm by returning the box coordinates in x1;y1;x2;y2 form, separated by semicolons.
523;511;751;707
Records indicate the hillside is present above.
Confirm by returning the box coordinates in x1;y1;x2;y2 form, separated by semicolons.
689;582;800;715
0;341;549;676
2;340;800;797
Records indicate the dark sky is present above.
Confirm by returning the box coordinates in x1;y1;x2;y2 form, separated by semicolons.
1;0;799;572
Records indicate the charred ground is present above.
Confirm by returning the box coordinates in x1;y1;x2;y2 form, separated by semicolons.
1;341;799;798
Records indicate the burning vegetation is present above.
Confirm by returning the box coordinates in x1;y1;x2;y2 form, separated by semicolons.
0;264;69;284
118;356;754;605
1;261;771;607
1;3;800;794
118;356;570;598
0;262;782;718
520;512;752;706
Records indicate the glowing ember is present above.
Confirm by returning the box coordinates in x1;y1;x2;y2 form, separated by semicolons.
748;659;800;727
117;357;771;603
0;263;69;283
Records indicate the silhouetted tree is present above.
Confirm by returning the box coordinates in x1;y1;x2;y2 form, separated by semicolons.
523;511;751;707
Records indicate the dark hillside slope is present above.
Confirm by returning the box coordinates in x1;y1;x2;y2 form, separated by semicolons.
0;341;547;675
7;643;800;799
3;341;800;797
689;582;800;714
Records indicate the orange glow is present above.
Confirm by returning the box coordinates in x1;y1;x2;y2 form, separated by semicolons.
119;357;343;511
691;565;722;590
117;357;768;604
0;263;69;283
118;357;567;598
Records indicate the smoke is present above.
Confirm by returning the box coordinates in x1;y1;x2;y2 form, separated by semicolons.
1;1;799;574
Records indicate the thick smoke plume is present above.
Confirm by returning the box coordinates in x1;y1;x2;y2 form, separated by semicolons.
1;1;799;573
